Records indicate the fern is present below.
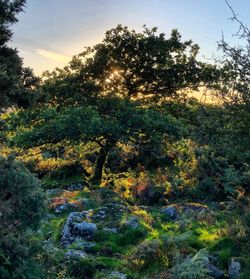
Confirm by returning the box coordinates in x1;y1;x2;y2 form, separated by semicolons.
171;249;212;279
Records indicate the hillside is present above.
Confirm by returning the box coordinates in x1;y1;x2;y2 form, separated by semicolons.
0;1;250;279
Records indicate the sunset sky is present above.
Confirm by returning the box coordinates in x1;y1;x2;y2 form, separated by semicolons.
9;0;250;75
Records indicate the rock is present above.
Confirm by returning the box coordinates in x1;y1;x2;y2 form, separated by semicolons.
54;202;78;214
74;240;96;252
208;255;219;266
71;221;97;240
46;188;63;196
61;211;96;247
228;259;241;279
66;183;84;191
182;203;209;214
161;205;179;219
65;249;88;260
61;212;83;247
109;271;127;279
125;216;139;229
207;263;225;279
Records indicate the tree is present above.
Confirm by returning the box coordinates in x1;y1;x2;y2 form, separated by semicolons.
11;26;217;185
215;0;250;175
0;1;46;278
216;1;250;107
0;0;40;110
68;25;217;101
12;97;180;184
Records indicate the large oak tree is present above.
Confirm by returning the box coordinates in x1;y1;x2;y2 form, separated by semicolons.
12;26;217;185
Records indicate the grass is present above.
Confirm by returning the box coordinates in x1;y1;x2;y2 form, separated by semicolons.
40;216;67;244
37;179;250;279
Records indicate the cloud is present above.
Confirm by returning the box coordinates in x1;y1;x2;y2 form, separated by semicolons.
36;49;70;62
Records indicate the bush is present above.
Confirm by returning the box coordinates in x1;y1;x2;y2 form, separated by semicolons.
131;171;166;204
127;239;168;272
171;249;212;279
0;155;46;278
66;257;105;279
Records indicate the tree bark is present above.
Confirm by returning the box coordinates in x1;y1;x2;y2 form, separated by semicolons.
90;143;114;185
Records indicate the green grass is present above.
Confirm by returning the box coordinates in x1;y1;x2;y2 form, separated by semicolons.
40;216;66;244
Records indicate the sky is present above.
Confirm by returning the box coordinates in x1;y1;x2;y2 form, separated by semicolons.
9;0;250;75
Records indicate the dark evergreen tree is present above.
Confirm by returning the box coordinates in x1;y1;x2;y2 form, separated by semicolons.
0;0;40;110
0;2;46;278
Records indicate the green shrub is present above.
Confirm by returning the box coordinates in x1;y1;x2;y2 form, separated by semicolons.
66;257;105;279
171;249;212;279
0;156;46;278
118;226;147;246
127;239;168;272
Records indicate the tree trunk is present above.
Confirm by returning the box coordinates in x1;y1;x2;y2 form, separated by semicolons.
90;143;113;185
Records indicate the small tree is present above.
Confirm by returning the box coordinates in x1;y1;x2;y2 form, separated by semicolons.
217;1;250;107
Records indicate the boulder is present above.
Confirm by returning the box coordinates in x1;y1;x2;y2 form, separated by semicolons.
182;203;209;214
125;216;139;229
161;205;179;219
65;249;88;260
207;263;225;279
71;221;97;240
74;240;96;252
228;259;241;279
61;211;96;247
54;202;78;214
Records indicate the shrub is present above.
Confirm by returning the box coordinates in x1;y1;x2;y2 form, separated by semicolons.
171;249;212;279
66;257;105;279
118;226;147;246
0;155;46;278
127;239;168;272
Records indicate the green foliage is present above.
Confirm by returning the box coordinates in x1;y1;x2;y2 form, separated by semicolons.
66;257;105;279
94;225;147;255
127;239;168;272
69;25;216;101
2;4;250;279
171;249;212;279
11;97;180;185
0;155;45;231
0;0;40;110
0;155;46;278
8;25;219;185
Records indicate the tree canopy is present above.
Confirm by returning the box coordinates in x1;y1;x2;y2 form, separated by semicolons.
10;25;219;184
